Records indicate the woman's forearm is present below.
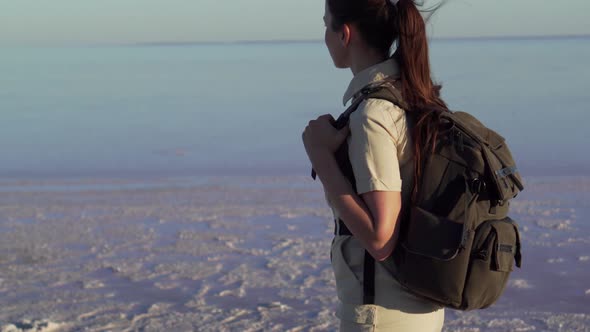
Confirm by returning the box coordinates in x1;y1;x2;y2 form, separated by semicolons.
312;152;394;259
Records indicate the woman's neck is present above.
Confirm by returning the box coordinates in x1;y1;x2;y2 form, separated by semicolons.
350;47;388;76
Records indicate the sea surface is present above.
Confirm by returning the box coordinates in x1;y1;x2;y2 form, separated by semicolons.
0;38;589;331
1;37;589;178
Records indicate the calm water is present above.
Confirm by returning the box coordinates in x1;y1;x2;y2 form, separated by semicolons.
1;37;589;179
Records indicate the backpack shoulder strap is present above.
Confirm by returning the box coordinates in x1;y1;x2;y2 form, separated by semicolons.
311;82;407;305
361;81;408;111
333;82;407;129
310;82;406;180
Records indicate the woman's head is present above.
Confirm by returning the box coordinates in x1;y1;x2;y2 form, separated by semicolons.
324;0;442;108
324;0;398;64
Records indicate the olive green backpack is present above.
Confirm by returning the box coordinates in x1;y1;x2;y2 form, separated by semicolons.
312;82;523;310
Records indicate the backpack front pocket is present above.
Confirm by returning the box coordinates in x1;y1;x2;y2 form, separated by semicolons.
403;206;465;260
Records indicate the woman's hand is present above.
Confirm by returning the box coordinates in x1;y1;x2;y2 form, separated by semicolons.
302;114;350;168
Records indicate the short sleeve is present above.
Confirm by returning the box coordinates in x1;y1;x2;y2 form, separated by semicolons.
348;99;402;194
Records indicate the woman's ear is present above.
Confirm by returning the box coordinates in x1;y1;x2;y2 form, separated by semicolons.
340;23;351;47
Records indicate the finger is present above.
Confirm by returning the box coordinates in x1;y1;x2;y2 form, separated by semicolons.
318;114;335;122
338;125;351;138
302;128;310;144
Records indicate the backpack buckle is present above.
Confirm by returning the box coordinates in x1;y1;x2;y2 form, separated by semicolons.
361;86;379;95
470;178;486;194
460;229;471;249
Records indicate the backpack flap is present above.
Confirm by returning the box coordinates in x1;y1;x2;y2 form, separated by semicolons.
447;112;524;201
490;219;522;272
482;141;524;202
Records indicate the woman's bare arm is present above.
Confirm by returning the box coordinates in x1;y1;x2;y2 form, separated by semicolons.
312;151;402;261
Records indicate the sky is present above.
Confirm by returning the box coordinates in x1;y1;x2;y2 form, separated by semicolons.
0;0;589;45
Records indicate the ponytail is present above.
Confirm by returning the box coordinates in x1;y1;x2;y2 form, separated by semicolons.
393;0;449;199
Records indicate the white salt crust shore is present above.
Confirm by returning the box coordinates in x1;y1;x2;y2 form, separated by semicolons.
0;175;589;331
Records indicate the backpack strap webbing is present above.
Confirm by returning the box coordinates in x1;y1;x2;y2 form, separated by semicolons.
333;221;376;305
363;251;376;305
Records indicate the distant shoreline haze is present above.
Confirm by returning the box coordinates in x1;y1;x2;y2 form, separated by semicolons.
2;34;589;48
132;34;590;46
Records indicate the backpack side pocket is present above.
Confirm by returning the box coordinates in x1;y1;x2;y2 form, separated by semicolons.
461;217;521;309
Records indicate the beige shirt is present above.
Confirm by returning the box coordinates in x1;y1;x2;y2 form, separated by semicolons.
329;59;444;326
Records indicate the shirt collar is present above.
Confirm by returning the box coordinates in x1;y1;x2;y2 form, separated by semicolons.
342;57;400;106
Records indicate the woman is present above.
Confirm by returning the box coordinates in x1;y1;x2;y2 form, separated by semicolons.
302;0;448;331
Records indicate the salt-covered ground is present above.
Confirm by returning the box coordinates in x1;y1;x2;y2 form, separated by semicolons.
0;175;589;332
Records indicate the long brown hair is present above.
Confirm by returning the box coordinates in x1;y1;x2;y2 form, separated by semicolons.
328;0;449;198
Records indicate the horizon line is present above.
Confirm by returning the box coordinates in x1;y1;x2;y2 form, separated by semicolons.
2;33;588;47
129;33;590;46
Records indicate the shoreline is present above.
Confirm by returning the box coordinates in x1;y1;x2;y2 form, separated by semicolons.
3;34;589;48
1;168;590;183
